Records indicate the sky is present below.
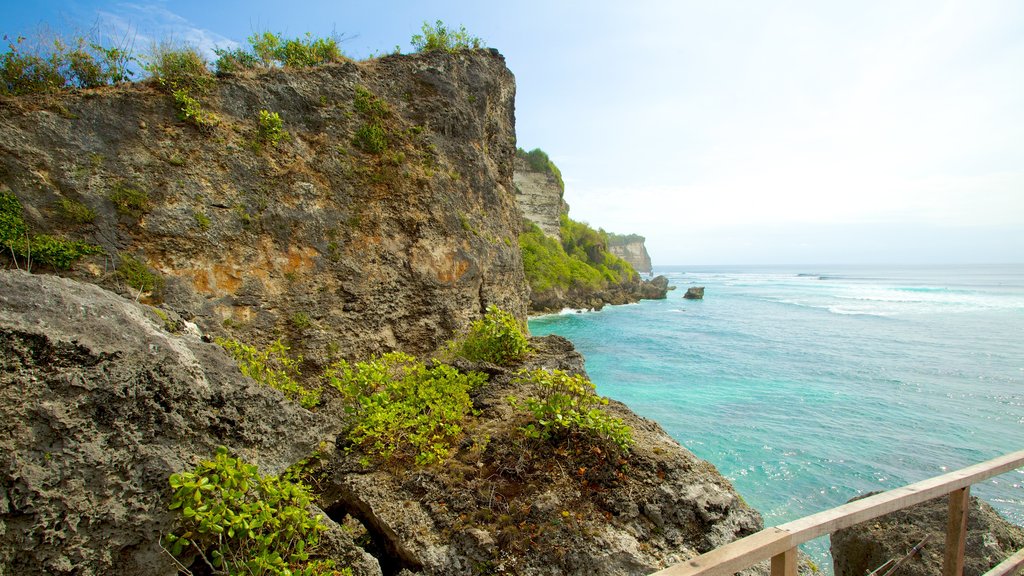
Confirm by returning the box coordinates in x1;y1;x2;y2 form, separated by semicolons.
6;1;1023;265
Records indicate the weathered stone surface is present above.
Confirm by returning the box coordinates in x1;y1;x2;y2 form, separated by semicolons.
0;49;525;364
513;155;566;238
0;270;373;575
684;286;705;300
608;236;653;274
320;335;767;576
641;275;671;299
832;493;1024;576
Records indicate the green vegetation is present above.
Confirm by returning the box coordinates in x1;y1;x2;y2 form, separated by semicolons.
194;210;211;231
172;88;219;130
519;217;637;294
1;189;102;270
108;184;149;215
117;253;164;298
217;338;321;409
0;33;134;95
449;305;531;366
516;147;564;192
352;123;387;154
351;85;390;155
144;43;213;93
410;21;484;53
606;232;645;246
512;369;633;452
166;446;349;576
57;198;96;224
257;109;285;146
326;352;487;465
214;31;345;74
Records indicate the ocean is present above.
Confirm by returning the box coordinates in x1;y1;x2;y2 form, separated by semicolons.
528;264;1024;572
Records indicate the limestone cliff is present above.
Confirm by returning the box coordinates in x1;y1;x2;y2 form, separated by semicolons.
512;151;566;238
608;233;653;274
0;48;524;362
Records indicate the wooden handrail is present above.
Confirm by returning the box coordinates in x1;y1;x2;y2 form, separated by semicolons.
651;449;1024;576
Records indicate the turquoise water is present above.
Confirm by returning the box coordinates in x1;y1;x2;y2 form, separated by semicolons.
529;265;1024;571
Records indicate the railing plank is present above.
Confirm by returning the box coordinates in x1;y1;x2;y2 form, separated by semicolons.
982;547;1024;576
770;547;798;576
943;487;971;576
651;450;1024;576
650;528;792;576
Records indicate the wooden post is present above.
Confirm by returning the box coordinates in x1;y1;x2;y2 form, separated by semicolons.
943;487;971;576
771;547;798;576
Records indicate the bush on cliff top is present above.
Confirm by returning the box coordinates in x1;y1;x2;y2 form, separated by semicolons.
411;20;484;53
0;33;134;94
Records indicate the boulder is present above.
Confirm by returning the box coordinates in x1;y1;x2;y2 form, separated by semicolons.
831;492;1024;576
640;275;671;299
683;286;705;300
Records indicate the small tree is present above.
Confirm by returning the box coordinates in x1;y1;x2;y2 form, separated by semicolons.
410;20;484;53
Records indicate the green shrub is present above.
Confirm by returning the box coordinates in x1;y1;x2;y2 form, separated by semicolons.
108;185;149;215
26;234;102;269
172;88;218;130
410;21;484;53
257;109;284;146
451;305;530;365
166;446;349;576
213;46;258;74
117;253;164;297
325;352;487;465
277;34;342;68
352;122;387;154
0;36;64;95
353;85;389;119
0;32;134;94
194;210;211;230
218;338;321;409
1;189;101;269
58;198;96;224
218;32;344;72
144;43;212;93
512;369;633;452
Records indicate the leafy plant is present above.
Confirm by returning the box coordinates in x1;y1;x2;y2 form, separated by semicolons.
172;88;219;130
512;368;633;452
516;147;564;192
166;446;349;576
144;42;213;93
108;185;149;215
217;338;321;409
216;31;344;72
0;188;28;254
353;85;389;119
352;123;387;154
194;210;211;231
117;253;164;298
410;21;484;53
325;352;487;465
0;31;134;95
57;198;96;224
1;189;101;270
213;46;259;75
450;305;531;366
257;109;284;146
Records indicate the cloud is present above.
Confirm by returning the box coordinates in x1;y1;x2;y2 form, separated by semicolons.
96;2;240;61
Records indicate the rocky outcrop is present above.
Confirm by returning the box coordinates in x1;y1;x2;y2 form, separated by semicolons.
684;286;705;300
0;48;524;363
641;275;670;299
831;493;1024;576
320;335;766;576
0;269;374;575
608;234;653;274
513;155;566;238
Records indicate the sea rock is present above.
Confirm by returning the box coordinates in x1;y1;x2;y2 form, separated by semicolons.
831;492;1024;576
641;275;671;299
0;269;373;575
684;286;705;299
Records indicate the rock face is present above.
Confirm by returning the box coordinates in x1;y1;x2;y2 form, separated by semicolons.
831;493;1024;576
320;335;766;576
608;234;653;274
0;49;524;363
684;286;705;300
513;155;566;238
0;270;373;575
641;275;671;299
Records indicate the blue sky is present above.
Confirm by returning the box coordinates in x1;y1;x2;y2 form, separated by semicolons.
6;1;1023;265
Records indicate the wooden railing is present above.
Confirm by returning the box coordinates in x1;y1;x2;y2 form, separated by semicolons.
651;450;1024;576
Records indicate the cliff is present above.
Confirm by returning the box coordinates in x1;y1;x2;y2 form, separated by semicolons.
0;48;524;361
1;48;753;576
512;151;566;238
608;233;653;274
